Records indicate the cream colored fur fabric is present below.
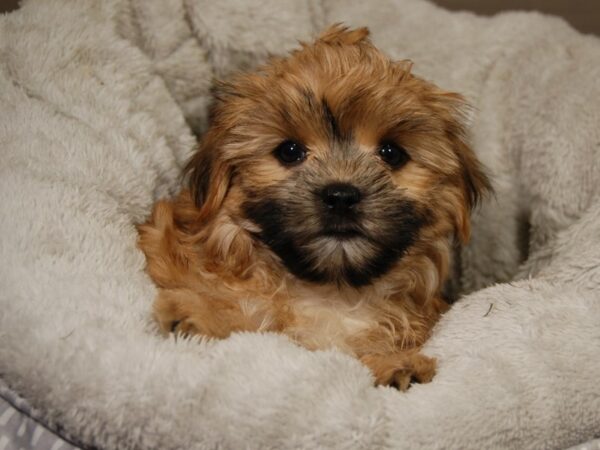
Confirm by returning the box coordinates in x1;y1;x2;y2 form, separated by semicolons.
1;0;599;448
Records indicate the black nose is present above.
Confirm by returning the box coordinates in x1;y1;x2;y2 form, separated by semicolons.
321;183;362;212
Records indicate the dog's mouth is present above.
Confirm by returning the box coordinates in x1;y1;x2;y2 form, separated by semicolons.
321;224;364;240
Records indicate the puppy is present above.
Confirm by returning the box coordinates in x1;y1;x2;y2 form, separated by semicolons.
138;25;490;390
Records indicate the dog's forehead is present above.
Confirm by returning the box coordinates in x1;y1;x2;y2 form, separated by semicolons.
225;45;421;140
218;42;469;180
265;61;444;145
251;78;420;151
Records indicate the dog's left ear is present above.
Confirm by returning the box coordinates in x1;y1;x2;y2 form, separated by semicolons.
183;125;233;222
434;92;492;243
451;135;492;243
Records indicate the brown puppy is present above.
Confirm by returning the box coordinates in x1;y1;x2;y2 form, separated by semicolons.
138;25;490;390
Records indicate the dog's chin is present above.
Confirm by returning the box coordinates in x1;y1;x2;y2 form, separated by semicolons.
298;232;383;286
309;233;373;261
260;228;404;288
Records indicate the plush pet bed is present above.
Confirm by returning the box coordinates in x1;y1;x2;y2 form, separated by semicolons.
1;0;599;448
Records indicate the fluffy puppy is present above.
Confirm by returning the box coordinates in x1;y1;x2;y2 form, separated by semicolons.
138;25;490;389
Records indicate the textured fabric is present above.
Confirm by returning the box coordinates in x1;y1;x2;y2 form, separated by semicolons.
0;0;599;449
569;440;600;450
0;380;79;450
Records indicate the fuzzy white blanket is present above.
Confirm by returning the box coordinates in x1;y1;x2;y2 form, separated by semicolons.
1;0;599;448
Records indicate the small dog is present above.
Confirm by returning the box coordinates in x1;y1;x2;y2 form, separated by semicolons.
138;25;490;389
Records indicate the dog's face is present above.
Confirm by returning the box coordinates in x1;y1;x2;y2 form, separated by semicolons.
186;26;490;288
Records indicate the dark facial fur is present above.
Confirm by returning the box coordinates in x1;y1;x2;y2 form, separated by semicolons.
242;146;430;287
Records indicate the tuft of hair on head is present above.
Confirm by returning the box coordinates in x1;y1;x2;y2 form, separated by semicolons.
395;59;414;74
317;23;370;46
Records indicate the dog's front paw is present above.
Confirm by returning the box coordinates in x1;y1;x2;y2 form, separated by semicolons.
153;289;207;337
153;288;269;339
168;318;201;337
360;352;436;391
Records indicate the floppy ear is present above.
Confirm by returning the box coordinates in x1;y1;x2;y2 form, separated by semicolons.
450;135;492;244
435;93;492;244
183;125;233;222
317;24;370;46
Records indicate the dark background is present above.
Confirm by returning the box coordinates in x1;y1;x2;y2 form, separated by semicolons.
436;0;599;36
0;0;598;36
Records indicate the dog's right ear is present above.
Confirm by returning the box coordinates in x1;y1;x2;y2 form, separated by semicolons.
183;126;232;222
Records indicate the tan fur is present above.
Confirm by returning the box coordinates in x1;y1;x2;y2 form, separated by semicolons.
138;25;490;389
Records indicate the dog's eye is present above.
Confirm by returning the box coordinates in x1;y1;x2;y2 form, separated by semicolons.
378;142;409;168
274;140;307;165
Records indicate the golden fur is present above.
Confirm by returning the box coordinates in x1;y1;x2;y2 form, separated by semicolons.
138;25;490;389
